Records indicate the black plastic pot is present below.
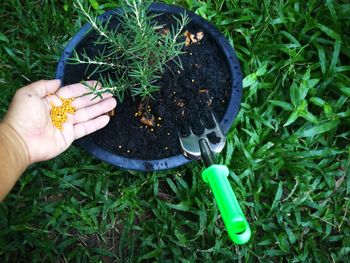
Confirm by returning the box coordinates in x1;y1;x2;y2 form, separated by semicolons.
56;3;242;171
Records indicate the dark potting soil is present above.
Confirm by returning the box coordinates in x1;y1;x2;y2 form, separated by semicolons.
62;13;232;160
207;131;221;145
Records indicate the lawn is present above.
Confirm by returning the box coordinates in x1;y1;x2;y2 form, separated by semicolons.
1;0;350;262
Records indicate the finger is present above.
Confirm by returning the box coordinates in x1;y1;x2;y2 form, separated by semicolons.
56;81;102;99
74;115;110;140
72;91;114;110
73;97;116;124
24;79;61;98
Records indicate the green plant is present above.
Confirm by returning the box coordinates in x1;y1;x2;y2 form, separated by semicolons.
70;0;189;102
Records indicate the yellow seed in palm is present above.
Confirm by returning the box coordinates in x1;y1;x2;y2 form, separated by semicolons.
50;97;76;130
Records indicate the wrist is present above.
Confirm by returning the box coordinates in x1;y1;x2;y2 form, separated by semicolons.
0;121;30;168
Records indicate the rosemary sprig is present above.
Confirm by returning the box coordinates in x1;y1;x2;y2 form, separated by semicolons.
70;0;190;102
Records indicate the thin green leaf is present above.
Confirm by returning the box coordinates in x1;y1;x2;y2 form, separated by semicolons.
297;119;340;138
243;73;258;88
316;23;341;40
88;0;100;10
270;182;283;211
0;32;9;43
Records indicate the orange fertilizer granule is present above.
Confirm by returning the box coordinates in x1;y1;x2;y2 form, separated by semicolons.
50;97;76;130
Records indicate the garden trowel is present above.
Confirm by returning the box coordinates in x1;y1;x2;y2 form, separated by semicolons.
179;113;251;245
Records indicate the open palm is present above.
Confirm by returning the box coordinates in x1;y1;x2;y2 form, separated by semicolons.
4;80;116;164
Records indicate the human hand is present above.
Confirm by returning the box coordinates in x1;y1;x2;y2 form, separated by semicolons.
3;79;116;164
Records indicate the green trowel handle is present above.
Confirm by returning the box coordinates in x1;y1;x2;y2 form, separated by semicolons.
202;165;251;245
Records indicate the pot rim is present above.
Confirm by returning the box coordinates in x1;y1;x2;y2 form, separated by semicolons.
56;3;242;172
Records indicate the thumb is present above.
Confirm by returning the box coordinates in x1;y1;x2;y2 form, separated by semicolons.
24;79;61;97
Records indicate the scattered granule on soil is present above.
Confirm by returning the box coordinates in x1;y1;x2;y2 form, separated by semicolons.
50;97;76;130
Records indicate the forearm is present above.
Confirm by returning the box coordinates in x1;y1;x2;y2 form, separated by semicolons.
0;122;29;201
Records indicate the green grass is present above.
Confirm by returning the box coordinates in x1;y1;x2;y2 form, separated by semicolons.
1;0;350;262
